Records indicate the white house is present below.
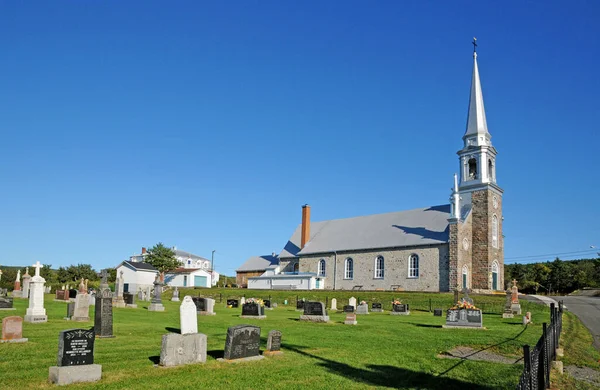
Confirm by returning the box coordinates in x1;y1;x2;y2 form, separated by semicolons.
115;261;159;294
246;264;324;290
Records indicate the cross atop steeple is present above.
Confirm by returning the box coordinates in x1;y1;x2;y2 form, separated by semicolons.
472;37;477;54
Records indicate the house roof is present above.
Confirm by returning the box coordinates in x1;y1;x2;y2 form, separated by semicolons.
122;261;158;272
168;267;207;274
279;205;451;258
174;250;210;262
236;254;279;272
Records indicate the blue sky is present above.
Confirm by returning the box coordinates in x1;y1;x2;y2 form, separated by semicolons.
1;1;599;275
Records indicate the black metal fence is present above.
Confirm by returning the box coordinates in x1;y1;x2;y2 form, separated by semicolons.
516;301;563;390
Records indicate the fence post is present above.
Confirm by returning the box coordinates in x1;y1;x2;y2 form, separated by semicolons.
429;298;432;312
542;322;549;389
220;293;222;303
523;344;532;390
326;296;328;308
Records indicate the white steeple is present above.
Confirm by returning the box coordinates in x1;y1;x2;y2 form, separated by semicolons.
464;51;490;142
449;173;461;221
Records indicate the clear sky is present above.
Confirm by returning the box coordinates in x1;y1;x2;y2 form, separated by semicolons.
1;1;599;275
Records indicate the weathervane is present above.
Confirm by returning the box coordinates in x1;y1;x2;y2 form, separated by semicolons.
472;37;477;53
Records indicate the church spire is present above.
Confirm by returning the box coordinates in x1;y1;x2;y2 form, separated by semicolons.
464;37;489;140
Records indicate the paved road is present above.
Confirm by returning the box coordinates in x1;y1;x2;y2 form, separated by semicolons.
558;295;600;351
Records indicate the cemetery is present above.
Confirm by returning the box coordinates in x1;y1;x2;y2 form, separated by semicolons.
0;286;570;389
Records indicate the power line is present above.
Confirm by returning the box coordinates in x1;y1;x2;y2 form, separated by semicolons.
505;249;598;261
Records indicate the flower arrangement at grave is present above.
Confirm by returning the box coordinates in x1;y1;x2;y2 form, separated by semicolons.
450;300;479;310
245;298;264;307
360;300;367;305
392;299;402;305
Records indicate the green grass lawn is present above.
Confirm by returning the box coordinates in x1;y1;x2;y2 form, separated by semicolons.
0;292;551;390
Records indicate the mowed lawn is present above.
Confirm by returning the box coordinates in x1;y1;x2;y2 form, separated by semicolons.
0;292;550;390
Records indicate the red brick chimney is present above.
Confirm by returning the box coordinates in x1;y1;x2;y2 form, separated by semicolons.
301;204;311;249
141;247;147;254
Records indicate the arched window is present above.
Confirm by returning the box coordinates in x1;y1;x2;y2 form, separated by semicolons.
408;254;419;278
491;260;499;290
318;259;326;277
492;214;499;248
293;262;299;274
462;265;469;289
488;159;494;181
374;256;384;279
468;158;478;180
344;258;353;279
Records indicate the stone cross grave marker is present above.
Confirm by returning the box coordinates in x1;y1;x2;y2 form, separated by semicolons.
180;296;198;335
48;329;102;386
24;261;48;323
1;316;27;343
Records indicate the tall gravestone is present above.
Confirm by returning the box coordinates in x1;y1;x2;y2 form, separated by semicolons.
65;302;75;320
502;290;514;318
12;270;22;298
220;325;264;362
149;274;165;312
180;296;198;335
94;270;114;338
48;329;102;385
24;262;48;323
348;297;357;310
510;280;522;315
72;294;90;322
113;271;126;308
1;316;27;343
21;268;31;299
330;298;337;311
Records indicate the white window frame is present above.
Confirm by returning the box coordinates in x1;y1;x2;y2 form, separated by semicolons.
408;254;419;278
344;258;353;279
374;256;384;279
492;214;499;248
318;259;326;277
491;260;499;273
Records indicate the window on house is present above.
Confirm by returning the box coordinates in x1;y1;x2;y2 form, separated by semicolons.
293;263;299;274
318;259;326;277
375;256;384;278
345;258;353;279
408;254;419;278
492;215;499;248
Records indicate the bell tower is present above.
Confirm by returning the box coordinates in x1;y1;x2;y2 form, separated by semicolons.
451;39;504;291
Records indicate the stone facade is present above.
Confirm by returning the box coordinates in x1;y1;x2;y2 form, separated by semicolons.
236;271;263;287
449;209;474;291
291;245;449;292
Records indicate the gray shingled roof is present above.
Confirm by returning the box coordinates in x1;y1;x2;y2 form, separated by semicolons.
175;250;210;262
279;205;451;258
123;261;158;272
236;254;279;272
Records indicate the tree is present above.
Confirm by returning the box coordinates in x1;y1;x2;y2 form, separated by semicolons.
144;243;179;277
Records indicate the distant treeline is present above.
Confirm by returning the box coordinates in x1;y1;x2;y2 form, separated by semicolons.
504;257;600;294
0;264;117;291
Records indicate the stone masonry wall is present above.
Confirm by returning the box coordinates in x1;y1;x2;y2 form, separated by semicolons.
298;245;450;292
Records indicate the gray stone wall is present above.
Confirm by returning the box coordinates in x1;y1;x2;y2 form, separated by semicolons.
457;210;473;290
298;244;449;292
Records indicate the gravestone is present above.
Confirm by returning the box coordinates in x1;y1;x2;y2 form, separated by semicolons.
433;308;443;317
344;312;357;325
180;296;198;335
264;330;283;356
349;297;357;309
443;308;483;328
55;290;66;301
264;299;272;310
160;333;207;367
12;270;22;298
24;262;48;323
94;287;114;338
65;302;75;320
48;329;102;385
138;290;144;301
391;304;410;316
510;280;522;315
460;288;473;305
123;292;137;308
148;275;165;312
227;299;239;308
113;272;126;308
69;289;78;299
240;302;266;319
192;297;206;312
356;303;369;315
240;297;246;305
201;298;215;316
72;293;91;322
343;305;354;313
21;268;31;299
88;292;96;306
145;286;152;302
1;316;27;343
221;325;264;362
296;299;305;311
0;297;15;311
171;287;180;302
502;290;514;318
371;302;383;312
300;301;329;322
330;298;337;311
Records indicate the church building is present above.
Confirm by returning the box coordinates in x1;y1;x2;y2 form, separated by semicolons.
240;46;504;293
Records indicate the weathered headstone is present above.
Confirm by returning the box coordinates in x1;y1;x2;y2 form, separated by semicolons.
65;302;75;320
0;297;15;311
12;270;22;298
21;268;31;299
55;290;66;301
159;333;207;367
138;289;144;301
502;290;514;318
1;316;27;343
264;330;283;356
510;280;522;315
94;287;114;338
123;292;137;308
145;286;152;302
300;301;329;322
391;304;410;316
241;301;266;319
180;296;198;335
72;293;91;322
113;271;126;308
349;297;357;309
343;305;354;313
371;302;383;312
356;303;369;315
443;308;483;328
220;325;263;362
330;298;337;311
148;275;165;312
227;299;239;308
171;287;180;302
24;262;48;323
48;329;102;385
344;312;357;325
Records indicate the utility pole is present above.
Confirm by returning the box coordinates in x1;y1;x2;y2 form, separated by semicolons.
211;250;216;272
